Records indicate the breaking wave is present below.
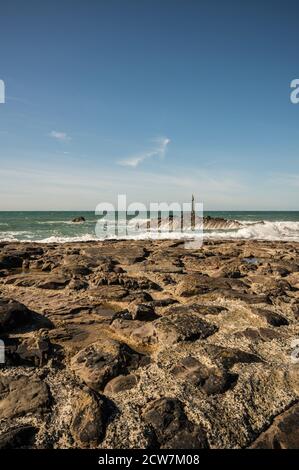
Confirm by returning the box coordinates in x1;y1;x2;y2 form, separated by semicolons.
38;234;98;243
205;221;299;241
0;220;299;243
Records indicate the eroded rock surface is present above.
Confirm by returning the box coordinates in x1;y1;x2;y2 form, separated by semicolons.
0;239;298;448
250;402;299;449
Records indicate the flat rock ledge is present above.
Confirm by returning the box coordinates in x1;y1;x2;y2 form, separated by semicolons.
0;239;298;449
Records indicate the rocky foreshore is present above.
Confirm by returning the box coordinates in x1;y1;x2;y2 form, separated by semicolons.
0;239;298;449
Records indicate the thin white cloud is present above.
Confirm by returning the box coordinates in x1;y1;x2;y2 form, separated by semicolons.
2;162;297;210
118;136;170;167
50;130;71;142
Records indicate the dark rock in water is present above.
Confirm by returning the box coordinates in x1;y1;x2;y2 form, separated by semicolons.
0;426;38;449
202;216;242;230
250;403;299;449
145;215;241;231
142;398;208;449
72;216;86;223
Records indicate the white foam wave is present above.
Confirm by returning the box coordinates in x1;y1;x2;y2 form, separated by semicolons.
0;234;19;242
36;234;98;243
0;230;33;237
1;221;299;243
205;221;299;241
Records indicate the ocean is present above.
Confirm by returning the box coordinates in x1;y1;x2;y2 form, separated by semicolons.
0;211;299;242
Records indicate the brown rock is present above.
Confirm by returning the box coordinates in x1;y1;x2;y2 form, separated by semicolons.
205;344;262;369
176;274;246;297
104;374;138;394
171;356;238;395
37;275;70;290
112;312;217;349
0;426;37;449
253;308;289;327
165;303;228;316
131;304;158;321
250;403;299;449
70;339;148;392
0;298;33;333
142;398;208;449
0;375;50;420
71;391;105;447
0;254;23;269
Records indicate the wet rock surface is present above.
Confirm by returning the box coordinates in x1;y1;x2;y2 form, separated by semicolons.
0;239;298;448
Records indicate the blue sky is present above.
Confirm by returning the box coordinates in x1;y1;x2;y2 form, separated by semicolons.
0;0;299;210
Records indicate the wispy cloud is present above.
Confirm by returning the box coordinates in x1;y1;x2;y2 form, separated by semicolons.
3;162;296;210
50;130;71;142
118;136;170;167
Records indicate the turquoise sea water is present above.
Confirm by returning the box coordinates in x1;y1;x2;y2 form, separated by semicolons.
0;211;299;242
